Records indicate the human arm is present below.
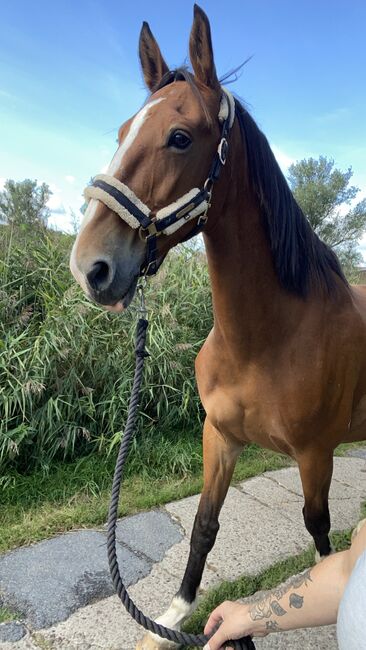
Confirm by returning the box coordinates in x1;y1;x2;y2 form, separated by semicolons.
203;520;366;650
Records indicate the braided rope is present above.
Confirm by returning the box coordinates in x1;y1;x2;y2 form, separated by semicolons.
107;317;255;650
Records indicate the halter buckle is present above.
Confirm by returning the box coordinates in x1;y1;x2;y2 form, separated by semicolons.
197;184;213;227
138;222;161;241
217;137;228;165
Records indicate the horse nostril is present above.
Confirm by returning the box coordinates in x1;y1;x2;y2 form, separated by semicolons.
87;260;112;291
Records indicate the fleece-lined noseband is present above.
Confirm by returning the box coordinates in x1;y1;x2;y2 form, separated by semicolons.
84;86;235;276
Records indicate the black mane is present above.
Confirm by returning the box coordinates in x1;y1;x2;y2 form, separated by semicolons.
155;68;348;297
234;99;348;297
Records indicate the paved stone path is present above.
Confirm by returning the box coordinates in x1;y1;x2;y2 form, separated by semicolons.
0;454;365;650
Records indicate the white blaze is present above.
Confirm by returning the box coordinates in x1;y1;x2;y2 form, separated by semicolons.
78;97;165;234
108;97;165;175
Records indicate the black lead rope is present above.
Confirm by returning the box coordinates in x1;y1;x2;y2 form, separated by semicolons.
106;298;255;649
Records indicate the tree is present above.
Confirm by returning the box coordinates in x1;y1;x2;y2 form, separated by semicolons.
0;179;52;229
288;156;366;271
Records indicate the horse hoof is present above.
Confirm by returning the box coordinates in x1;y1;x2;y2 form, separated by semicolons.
136;632;179;650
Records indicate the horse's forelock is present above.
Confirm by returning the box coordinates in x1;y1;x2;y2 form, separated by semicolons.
152;67;213;127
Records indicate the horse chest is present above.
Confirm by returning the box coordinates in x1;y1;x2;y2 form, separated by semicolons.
197;369;286;448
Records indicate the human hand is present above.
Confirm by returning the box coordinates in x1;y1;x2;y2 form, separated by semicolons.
203;600;269;650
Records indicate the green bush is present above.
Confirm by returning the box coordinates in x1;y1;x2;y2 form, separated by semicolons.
0;225;212;473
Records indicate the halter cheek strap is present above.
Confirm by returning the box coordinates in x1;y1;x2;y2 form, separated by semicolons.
83;86;235;276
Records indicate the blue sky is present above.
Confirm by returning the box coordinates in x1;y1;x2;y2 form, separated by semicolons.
0;1;365;249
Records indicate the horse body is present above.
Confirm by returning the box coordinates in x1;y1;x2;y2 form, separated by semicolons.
70;6;366;647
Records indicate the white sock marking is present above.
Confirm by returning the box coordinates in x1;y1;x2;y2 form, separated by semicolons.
147;595;197;645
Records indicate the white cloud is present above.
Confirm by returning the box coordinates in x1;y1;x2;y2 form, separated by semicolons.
270;145;295;172
48;206;81;232
0;89;17;100
50;205;66;215
49;183;62;194
46;182;83;230
0;177;5;190
47;193;65;212
315;107;350;123
65;175;75;184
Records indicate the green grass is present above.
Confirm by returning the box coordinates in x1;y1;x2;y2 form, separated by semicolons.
0;441;289;553
0;606;18;624
1;432;365;554
335;441;366;455
183;525;358;647
0;230;202;473
0;227;213;475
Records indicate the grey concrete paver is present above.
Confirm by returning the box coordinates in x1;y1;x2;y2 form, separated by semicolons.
42;565;179;649
252;624;338;649
0;531;150;629
346;447;366;460
1;456;365;649
240;473;363;532
332;457;366;494
238;475;304;525
0;624;26;644
0;636;37;650
115;511;183;562
265;458;366;498
156;538;220;591
166;487;309;581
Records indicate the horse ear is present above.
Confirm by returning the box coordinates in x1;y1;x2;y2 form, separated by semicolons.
139;22;169;91
189;4;219;89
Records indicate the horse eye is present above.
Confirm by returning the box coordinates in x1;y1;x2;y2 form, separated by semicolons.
168;130;192;150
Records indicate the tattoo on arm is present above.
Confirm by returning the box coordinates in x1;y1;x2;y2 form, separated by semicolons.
249;600;272;620
265;620;281;632
272;569;313;600
270;601;287;616
289;593;304;609
249;568;312;622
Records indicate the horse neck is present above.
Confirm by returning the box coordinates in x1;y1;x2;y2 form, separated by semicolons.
203;152;303;359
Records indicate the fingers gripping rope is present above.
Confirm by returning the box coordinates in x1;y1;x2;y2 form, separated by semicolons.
107;317;255;650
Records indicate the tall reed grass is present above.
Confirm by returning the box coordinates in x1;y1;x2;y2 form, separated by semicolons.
0;225;212;474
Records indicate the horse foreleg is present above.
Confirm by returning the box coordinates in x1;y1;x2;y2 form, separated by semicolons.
136;419;241;649
298;448;333;562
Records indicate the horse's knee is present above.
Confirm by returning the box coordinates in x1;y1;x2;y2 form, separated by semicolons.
191;509;220;555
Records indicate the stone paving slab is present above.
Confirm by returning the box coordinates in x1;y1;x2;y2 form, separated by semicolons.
0;624;27;644
0;456;365;649
115;511;183;563
156;538;219;591
42;564;178;650
333;456;366;493
0;531;150;629
265;457;366;498
0;638;36;650
166;487;309;581
238;475;304;525
251;624;338;649
347;447;366;460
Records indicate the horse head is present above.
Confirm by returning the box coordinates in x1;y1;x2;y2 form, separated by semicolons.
70;5;229;311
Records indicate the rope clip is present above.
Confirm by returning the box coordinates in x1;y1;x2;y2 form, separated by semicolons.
137;278;147;319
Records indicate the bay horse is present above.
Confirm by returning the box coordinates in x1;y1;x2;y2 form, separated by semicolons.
70;5;366;648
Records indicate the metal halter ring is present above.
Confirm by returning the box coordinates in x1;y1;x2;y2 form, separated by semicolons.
218;137;228;165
